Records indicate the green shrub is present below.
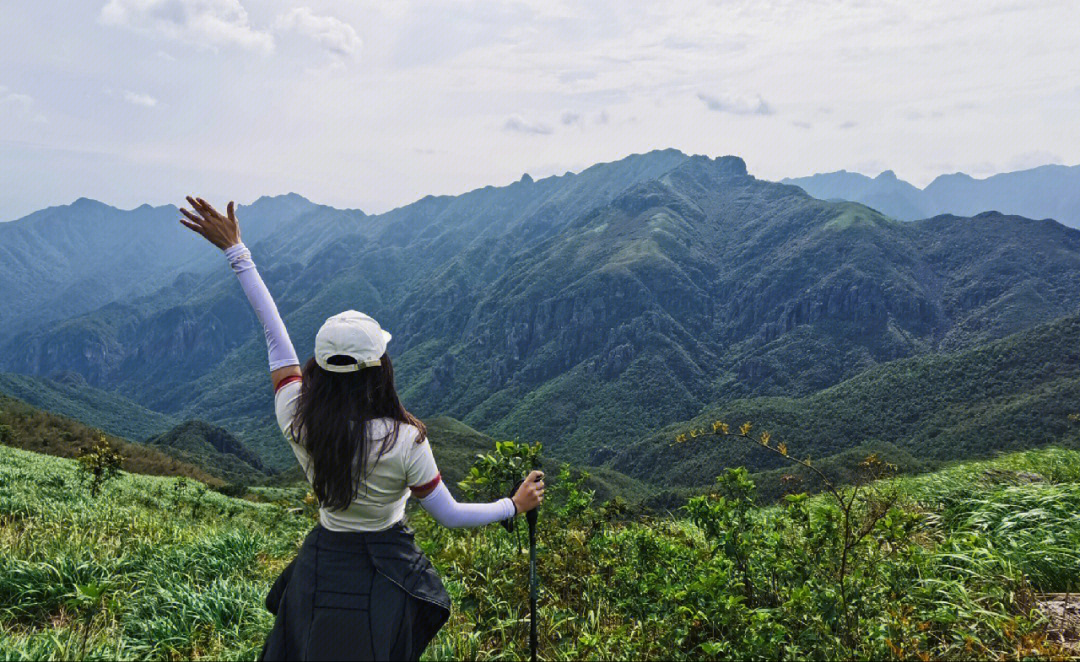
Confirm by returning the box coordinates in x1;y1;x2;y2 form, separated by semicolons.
76;434;123;497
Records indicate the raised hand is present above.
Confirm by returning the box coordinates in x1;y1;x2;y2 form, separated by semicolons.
179;196;241;250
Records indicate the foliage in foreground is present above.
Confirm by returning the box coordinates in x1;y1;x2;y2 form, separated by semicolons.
1;442;1079;660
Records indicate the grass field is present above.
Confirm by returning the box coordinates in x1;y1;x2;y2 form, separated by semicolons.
2;442;1079;660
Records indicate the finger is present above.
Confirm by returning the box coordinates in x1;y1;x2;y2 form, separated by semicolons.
179;218;205;235
186;196;206;214
196;197;219;218
227;201;236;222
180;208;203;224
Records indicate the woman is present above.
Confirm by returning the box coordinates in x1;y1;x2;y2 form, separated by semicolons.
179;196;545;661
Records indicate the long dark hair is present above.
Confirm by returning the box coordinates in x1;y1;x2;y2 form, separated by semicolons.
292;354;427;511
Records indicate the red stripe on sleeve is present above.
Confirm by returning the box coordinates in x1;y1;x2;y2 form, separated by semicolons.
274;375;303;393
410;473;442;493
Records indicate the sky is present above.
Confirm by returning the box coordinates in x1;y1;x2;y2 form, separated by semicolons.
1;0;1079;221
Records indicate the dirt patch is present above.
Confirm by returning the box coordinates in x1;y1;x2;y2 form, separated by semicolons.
1039;593;1080;653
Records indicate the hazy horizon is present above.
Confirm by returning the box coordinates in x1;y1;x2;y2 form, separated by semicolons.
5;149;1080;224
2;0;1079;221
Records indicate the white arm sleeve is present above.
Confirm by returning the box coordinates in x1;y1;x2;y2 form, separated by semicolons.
418;482;516;529
224;242;300;371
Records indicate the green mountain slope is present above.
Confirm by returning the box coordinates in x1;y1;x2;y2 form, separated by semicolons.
145;420;267;484
5;150;1080;473
0;394;221;485
0;194;320;337
0;372;176;441
613;311;1080;489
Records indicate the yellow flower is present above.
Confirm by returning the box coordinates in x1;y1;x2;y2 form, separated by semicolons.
777;442;788;456
689;429;699;438
739;422;752;436
675;433;687;443
759;431;771;446
712;421;729;434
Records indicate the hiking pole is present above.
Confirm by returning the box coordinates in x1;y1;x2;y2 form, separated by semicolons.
502;472;542;662
527;501;538;662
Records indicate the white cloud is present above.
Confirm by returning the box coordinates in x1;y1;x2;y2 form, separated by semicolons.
561;111;581;126
558;70;596;84
503;115;553;135
123;90;158;107
99;0;274;54
1007;150;1063;171
274;7;361;59
697;92;773;116
5;0;1080;218
0;85;46;123
0;86;33;111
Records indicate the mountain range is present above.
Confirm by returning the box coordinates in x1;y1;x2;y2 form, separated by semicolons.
784;163;1080;228
1;149;1079;497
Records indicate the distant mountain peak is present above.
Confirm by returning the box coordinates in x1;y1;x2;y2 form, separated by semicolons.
928;172;976;185
677;154;749;179
786;163;1080;227
714;155;749;177
250;192;313;206
519;173;534;184
71;197;108;209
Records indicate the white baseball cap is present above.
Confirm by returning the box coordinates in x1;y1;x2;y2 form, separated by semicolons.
314;310;392;372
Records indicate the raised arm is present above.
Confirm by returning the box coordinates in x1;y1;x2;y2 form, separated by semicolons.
179;196;301;390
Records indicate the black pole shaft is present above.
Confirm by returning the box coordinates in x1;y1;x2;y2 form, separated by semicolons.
527;509;538;662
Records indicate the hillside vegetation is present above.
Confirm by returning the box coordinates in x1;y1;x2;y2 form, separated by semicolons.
2;438;1078;660
0;373;176;443
614;311;1080;490
0;394;221;486
145;421;267;484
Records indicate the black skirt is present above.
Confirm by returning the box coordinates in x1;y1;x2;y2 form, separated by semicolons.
260;521;451;662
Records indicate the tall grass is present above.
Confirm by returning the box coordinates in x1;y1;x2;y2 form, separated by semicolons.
2;443;1079;659
0;446;308;660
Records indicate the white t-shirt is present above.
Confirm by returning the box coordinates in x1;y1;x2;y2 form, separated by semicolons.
274;378;441;532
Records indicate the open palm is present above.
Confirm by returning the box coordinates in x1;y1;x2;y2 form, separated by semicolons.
179;196;241;250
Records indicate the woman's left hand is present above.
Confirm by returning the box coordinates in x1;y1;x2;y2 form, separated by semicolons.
179;196;241;250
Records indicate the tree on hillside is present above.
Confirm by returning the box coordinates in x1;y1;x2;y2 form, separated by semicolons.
77;434;124;497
